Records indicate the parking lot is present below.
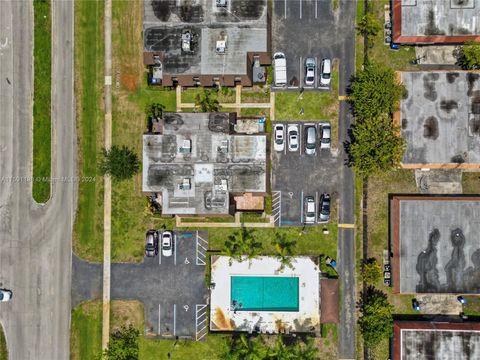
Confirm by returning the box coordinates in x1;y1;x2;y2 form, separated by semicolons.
272;0;342;90
110;231;209;340
271;121;339;226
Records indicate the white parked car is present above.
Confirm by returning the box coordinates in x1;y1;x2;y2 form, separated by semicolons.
320;124;331;150
304;57;316;86
0;289;12;302
304;196;316;224
274;124;285;152
320;58;332;87
287;125;299;151
161;231;173;257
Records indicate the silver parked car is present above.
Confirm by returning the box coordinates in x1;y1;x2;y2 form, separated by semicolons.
318;193;331;223
320;124;331;150
304;57;316;86
304;196;316;224
305;126;317;155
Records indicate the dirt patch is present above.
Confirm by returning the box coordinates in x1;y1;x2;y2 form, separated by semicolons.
440;100;458;113
121;74;139;92
110;300;144;331
423;116;439;140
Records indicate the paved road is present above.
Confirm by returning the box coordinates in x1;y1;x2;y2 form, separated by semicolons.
336;1;357;359
0;1;75;359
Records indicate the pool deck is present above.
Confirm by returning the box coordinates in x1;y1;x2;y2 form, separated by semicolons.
209;256;320;334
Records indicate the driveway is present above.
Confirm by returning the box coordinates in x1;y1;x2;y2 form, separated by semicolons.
72;231;209;341
272;0;353;90
271;121;339;226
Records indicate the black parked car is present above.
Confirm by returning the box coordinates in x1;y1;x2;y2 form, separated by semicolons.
318;193;331;223
145;230;159;257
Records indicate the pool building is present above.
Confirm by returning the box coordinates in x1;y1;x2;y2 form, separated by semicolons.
209;256;320;334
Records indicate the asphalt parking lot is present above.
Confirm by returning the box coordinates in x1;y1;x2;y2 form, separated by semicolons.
272;0;345;90
109;231;209;340
271;121;339;226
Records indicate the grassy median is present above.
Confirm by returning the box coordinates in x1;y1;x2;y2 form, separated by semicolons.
0;324;7;360
32;0;52;203
73;0;104;261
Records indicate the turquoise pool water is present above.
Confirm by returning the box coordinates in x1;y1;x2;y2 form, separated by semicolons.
230;276;299;312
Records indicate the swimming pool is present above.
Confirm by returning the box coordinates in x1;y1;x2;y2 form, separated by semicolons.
230;276;299;312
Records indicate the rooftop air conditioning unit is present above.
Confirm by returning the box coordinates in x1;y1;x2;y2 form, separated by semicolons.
216;40;226;54
216;0;227;7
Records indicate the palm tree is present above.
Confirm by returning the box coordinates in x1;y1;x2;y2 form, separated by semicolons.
223;228;263;264
195;89;220;112
271;233;297;271
268;335;294;360
292;337;318;360
224;335;268;360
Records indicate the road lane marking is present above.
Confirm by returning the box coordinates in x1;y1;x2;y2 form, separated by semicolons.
338;95;349;101
158;304;161;335
173;304;176;336
299;0;302;19
315;0;318;18
338;223;355;228
284;0;287;19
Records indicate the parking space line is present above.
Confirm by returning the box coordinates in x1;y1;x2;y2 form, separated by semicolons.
300;191;304;224
315;0;318;18
315;57;318;88
272;191;282;226
299;124;303;154
173;304;176;336
299;0;302;19
315;191;319;224
195;304;208;341
299;56;303;87
284;0;287;19
174;234;177;265
158;304;161;335
196;231;208;266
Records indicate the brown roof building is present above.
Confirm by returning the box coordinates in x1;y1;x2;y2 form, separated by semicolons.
392;0;480;44
143;0;270;87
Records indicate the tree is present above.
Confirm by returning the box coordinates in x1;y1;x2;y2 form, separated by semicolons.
456;41;480;70
223;228;263;264
100;145;140;181
195;89;220;112
356;13;381;43
347;115;405;176
145;102;165;120
223;334;268;360
103;325;139;360
358;286;394;348
350;62;406;121
271;233;297;271
362;257;382;284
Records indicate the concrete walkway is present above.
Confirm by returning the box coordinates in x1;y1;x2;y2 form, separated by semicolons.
175;214;275;228
102;0;113;351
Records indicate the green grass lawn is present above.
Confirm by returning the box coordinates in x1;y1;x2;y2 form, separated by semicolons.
73;0;105;262
206;225;338;260
275;88;338;121
32;0;52;203
0;323;7;360
462;172;480;194
71;300;229;360
367;0;419;71
241;86;270;103
181;87;236;104
70;301;103;360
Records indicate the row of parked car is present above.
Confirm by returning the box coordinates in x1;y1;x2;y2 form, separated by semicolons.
273;52;332;87
274;123;331;154
304;193;331;224
145;230;173;257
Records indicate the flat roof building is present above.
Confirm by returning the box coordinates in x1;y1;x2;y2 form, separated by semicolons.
209;256;320;333
398;71;480;169
392;0;480;44
391;195;480;294
393;321;480;360
143;0;269;87
142;112;266;215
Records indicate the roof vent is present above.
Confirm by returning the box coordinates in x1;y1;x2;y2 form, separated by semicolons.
216;39;226;54
182;31;192;52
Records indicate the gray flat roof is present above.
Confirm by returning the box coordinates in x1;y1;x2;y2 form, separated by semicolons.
400;0;480;37
142;112;266;215
144;0;267;76
400;328;480;359
400;71;480;165
396;197;480;294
